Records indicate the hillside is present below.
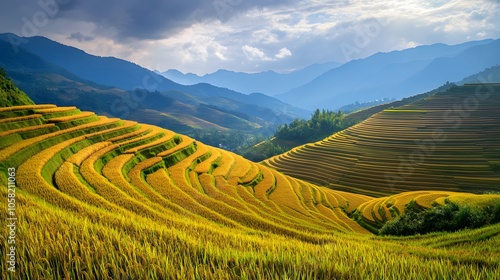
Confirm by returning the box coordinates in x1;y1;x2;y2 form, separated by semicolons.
277;39;500;110
0;33;308;119
458;65;500;85
239;82;456;162
0;68;33;107
264;84;500;197
0;39;307;144
2;102;500;278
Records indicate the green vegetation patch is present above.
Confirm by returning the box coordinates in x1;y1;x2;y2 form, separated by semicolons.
380;200;500;236
0;116;45;131
55;114;100;130
42;139;94;185
41;121;135;185
0;67;35;107
163;142;198;167
41;109;82;119
0;109;32;118
135;135;180;158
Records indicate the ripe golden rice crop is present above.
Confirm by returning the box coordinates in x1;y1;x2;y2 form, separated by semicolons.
435;193;500;207
0;113;42;124
200;173;254;213
211;148;236;178
2;102;500;279
0;116;119;163
252;166;276;200
227;154;252;178
0;104;56;112
54;161;122;212
238;163;261;185
414;192;451;208
269;171;312;217
67;142;113;166
146;168;238;227
48;111;96;123
107;123;150;143
157;135;194;157
34;106;78;113
123;129;175;154
101;153;153;203
0;123;56;138
194;150;221;174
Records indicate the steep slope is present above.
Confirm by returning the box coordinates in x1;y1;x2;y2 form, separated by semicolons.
265;84;500;197
0;68;33;107
277;39;498;110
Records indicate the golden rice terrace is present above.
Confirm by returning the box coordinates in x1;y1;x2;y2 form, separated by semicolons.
1;84;500;279
264;84;500;197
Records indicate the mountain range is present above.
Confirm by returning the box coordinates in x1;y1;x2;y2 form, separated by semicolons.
0;33;309;139
276;39;500;110
160;61;341;95
1;32;499;130
161;39;500;111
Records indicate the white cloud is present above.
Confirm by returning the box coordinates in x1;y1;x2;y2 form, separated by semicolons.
242;45;274;61
275;47;292;59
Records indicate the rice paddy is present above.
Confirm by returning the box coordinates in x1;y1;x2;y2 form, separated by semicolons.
264;84;500;197
1;85;500;279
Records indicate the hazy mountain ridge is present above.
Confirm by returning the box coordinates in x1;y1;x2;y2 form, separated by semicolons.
161;61;342;95
276;39;499;110
0;33;307;116
457;65;500;84
0;33;308;137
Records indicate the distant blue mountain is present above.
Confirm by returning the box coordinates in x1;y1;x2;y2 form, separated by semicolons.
161;61;341;95
0;33;179;92
0;33;309;121
276;39;499;110
0;33;310;136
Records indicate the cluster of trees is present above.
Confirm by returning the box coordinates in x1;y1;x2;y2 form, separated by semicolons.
380;201;500;236
239;109;360;161
275;109;354;143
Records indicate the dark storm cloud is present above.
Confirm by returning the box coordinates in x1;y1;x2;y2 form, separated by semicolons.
40;0;295;39
1;0;295;40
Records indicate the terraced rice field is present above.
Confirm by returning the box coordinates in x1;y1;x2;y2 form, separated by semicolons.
1;103;499;279
264;84;500;197
356;191;500;227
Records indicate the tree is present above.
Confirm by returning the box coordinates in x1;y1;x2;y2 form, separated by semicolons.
0;67;7;78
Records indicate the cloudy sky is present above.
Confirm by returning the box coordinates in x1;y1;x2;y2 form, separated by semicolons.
1;0;499;74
